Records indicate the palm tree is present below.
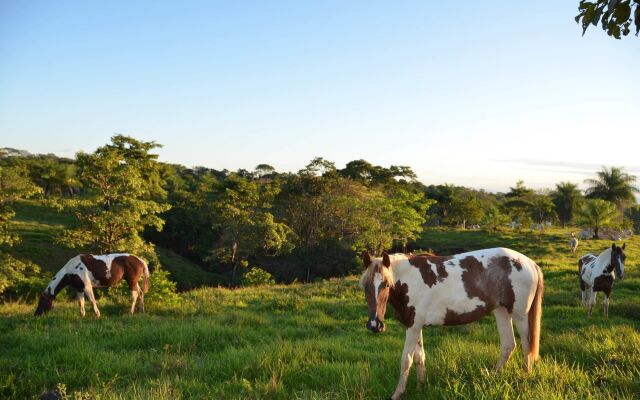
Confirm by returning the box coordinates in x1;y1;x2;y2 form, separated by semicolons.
551;182;583;227
575;199;619;239
585;166;638;212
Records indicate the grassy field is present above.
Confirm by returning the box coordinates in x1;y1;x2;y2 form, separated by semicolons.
2;205;640;399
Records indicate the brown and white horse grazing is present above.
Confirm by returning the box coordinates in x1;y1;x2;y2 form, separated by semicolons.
360;248;544;400
35;254;150;317
579;243;626;318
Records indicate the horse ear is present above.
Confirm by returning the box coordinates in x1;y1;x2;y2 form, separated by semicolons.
361;251;372;268
612;243;616;250
622;243;626;250
382;252;391;268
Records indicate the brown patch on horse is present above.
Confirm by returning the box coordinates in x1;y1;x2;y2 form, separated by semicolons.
593;274;613;296
444;255;516;325
512;258;523;271
409;255;451;287
81;255;124;286
114;255;146;290
389;281;416;328
81;254;145;289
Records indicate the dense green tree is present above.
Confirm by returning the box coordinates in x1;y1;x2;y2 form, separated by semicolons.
339;160;417;186
56;136;170;259
551;182;583;227
0;165;42;296
576;199;620;239
576;0;640;39
208;174;293;286
446;191;484;229
353;186;433;253
585;166;638;212
506;180;534;198
482;207;511;230
529;193;558;225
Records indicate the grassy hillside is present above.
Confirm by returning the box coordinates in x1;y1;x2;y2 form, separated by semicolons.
1;226;639;399
8;200;222;289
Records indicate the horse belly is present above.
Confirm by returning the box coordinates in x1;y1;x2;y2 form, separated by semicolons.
421;288;490;326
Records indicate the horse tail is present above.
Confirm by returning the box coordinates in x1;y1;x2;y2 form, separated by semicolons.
528;264;544;363
141;258;151;294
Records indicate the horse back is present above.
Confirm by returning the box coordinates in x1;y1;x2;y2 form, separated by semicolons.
81;254;144;289
397;248;539;327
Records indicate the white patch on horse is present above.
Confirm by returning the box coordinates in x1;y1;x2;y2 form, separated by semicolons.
92;253;129;281
373;272;383;300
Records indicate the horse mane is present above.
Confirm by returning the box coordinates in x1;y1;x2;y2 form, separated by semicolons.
359;254;404;288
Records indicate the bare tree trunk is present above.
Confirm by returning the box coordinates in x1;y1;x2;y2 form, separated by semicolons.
229;242;238;287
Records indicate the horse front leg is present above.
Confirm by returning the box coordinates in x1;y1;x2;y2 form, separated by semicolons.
603;295;609;318
77;291;85;317
413;329;425;390
137;285;145;313
588;289;597;317
84;285;100;318
391;327;421;400
130;285;139;314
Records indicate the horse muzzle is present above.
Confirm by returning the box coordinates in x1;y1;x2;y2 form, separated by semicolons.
367;318;386;333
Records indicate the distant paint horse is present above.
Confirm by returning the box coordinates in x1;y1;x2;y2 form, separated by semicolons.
35;254;150;317
570;233;579;254
579;243;626;318
360;248;544;400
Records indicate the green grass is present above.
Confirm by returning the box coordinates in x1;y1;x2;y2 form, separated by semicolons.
2;208;640;398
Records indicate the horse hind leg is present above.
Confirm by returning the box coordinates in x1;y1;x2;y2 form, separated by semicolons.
130;285;139;314
137;284;145;313
514;315;531;372
493;306;516;372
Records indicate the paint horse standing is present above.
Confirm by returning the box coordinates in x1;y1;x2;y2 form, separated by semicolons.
579;243;626;318
35;254;150;317
360;248;544;400
570;233;579;254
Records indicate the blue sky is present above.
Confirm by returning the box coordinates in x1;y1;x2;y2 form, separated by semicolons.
1;1;638;192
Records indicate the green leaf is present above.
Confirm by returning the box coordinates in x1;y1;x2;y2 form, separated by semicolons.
613;1;631;23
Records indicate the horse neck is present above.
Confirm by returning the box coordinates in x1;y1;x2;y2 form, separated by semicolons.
388;254;411;282
47;256;80;296
594;248;613;274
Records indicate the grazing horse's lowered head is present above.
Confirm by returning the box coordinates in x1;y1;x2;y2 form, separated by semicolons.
34;292;54;316
359;251;395;333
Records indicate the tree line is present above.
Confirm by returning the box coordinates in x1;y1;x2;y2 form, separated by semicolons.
1;136;638;294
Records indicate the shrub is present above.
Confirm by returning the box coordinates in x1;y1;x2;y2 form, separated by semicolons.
0;253;44;300
242;267;275;286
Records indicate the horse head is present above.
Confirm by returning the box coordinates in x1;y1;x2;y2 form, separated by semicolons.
360;251;394;334
610;243;626;280
34;291;54;316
